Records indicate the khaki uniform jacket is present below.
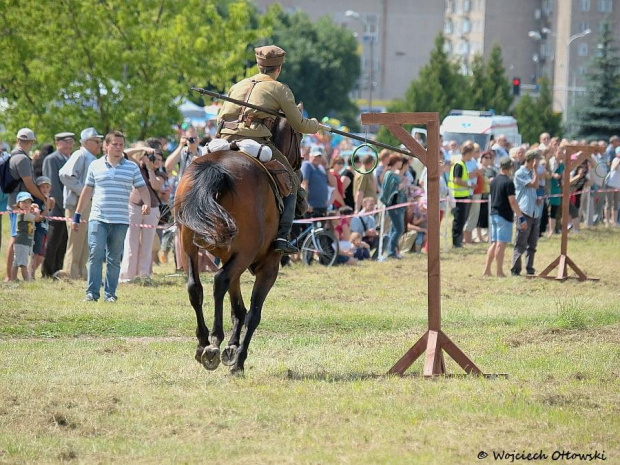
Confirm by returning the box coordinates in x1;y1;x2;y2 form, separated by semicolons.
218;73;319;138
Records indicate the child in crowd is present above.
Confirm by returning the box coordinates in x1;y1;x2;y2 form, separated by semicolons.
350;232;371;261
413;198;428;253
29;177;52;279
11;192;40;281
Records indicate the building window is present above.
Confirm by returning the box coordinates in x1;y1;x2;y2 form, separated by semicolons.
463;0;472;12
542;42;552;58
598;0;613;12
446;0;455;13
578;21;590;32
578;43;589;56
580;0;591;11
444;41;452;54
578;66;586;75
542;0;553;14
463;19;471;33
444;20;453;34
461;41;470;55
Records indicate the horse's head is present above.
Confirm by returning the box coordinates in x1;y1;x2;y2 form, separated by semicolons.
272;103;303;171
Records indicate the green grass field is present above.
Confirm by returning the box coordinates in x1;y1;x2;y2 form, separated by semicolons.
0;223;619;464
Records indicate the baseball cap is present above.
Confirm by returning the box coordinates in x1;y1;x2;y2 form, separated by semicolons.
16;191;34;202
309;146;324;157
55;132;76;141
16;128;37;141
35;176;52;186
80;127;103;143
499;156;513;169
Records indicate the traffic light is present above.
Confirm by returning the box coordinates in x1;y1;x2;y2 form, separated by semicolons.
512;77;521;96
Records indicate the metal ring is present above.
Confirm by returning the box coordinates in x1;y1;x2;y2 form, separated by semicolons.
594;161;609;179
351;143;379;175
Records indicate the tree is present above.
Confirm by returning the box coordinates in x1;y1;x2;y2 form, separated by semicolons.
513;95;542;143
485;45;513;115
259;5;360;127
377;33;468;145
0;0;263;141
468;53;491;110
566;20;620;139
512;77;562;143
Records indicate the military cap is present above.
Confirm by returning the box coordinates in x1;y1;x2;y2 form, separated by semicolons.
255;45;286;66
55;132;76;141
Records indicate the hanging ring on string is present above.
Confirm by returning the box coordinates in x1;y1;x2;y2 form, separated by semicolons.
351;143;379;175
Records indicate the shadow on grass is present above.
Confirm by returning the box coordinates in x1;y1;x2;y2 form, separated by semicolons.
283;369;509;382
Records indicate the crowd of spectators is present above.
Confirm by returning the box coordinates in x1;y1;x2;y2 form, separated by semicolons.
1;122;619;291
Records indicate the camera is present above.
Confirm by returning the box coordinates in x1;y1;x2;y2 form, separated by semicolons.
148;154;156;163
187;137;196;144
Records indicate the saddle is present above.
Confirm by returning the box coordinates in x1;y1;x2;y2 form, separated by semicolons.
204;138;292;213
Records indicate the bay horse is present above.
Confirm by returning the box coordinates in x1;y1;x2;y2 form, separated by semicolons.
174;114;302;374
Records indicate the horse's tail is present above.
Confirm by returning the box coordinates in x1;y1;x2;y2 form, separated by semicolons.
175;160;238;248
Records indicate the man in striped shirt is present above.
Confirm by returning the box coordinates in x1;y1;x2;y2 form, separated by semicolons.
73;131;151;302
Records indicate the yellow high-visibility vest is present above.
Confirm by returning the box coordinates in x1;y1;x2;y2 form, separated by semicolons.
448;160;470;198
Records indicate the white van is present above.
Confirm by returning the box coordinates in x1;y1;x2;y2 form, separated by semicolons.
440;110;522;149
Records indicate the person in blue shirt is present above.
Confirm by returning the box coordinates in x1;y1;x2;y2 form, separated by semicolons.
511;149;541;276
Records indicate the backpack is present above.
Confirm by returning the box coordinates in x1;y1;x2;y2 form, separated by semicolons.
0;151;20;194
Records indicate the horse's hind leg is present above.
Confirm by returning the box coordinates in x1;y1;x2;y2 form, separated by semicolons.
231;253;280;374
203;255;245;370
183;229;210;365
221;277;246;367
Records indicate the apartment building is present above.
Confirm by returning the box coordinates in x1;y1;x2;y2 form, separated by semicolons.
253;1;619;116
251;0;445;106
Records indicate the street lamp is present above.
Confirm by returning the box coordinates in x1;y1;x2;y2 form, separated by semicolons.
564;28;591;120
345;9;374;112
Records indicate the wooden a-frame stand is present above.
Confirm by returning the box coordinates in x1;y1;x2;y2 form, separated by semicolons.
362;113;491;377
537;145;599;282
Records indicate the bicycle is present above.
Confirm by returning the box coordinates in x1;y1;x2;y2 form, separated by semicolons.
290;219;339;266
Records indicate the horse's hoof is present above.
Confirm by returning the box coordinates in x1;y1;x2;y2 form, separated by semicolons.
200;346;221;371
221;345;238;366
195;346;205;364
228;366;245;377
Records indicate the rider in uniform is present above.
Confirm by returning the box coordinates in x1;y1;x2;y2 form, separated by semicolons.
217;45;319;254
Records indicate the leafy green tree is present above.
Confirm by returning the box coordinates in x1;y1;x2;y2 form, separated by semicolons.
566;21;620;139
513;95;542;143
0;0;262;141
259;5;360;127
485;45;513;114
468;53;490;110
513;77;562;143
377;33;467;145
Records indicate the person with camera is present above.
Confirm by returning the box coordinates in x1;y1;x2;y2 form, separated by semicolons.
119;146;166;282
164;128;209;272
164;127;200;184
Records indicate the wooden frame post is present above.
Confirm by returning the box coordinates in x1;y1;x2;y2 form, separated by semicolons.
537;145;599;282
362;112;485;377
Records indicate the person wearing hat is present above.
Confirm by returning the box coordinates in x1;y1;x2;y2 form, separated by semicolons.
483;157;526;277
4;128;52;282
41;131;75;278
57;128;103;280
216;45;320;254
9;191;40;281
510;149;541;276
300;146;329;218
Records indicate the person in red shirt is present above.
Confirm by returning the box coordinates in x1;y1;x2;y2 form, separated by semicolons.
329;156;345;209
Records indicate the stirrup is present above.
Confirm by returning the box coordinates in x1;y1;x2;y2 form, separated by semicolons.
274;238;299;255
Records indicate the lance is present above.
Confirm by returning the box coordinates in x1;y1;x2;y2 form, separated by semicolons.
191;86;413;157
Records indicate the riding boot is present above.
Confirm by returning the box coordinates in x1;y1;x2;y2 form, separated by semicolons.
274;194;299;254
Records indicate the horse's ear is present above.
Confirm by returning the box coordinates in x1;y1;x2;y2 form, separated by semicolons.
297;102;304;112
